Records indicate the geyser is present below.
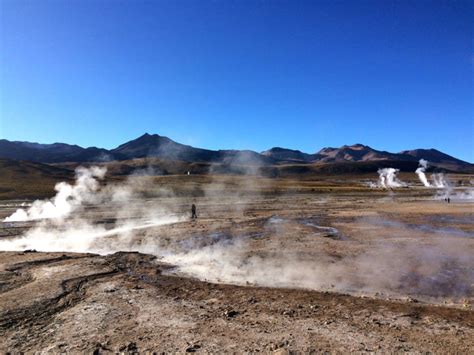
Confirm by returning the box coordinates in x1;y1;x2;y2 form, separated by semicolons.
377;168;405;188
415;159;431;187
4;166;106;222
432;173;448;188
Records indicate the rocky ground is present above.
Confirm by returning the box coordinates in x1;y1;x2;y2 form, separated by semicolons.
0;174;473;352
0;251;472;353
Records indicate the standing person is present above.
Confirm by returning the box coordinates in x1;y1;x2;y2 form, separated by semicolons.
191;204;197;219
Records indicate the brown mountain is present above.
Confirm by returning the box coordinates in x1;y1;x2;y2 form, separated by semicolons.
314;144;409;162
400;148;467;165
0;139;117;163
261;147;317;163
0;134;472;173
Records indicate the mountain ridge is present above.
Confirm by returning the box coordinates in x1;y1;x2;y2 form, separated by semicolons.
0;134;472;172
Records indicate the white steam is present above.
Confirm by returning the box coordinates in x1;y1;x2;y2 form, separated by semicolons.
415;159;431;187
0;218;180;254
0;167;472;303
441;188;474;201
160;216;474;301
4;166;106;222
413;159;450;190
377;168;405;188
432;173;448;188
1;166;184;252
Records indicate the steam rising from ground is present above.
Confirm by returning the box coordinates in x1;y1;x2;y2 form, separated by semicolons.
442;189;474;201
2;212;472;302
414;159;449;189
432;173;448;188
415;159;431;187
159;217;473;301
4;167;107;222
377;168;405;188
0;218;180;254
1;166;183;252
0;166;472;303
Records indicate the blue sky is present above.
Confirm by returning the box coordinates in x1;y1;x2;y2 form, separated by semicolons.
1;0;473;161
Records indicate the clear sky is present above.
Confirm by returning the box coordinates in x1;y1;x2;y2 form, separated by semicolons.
1;0;473;161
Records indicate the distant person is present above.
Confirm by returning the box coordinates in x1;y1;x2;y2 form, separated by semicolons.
447;197;450;204
191;204;197;219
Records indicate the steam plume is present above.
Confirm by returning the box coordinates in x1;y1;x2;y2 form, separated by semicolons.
0;166;471;303
377;168;405;188
4;167;106;222
415;159;431;187
1;165;183;251
432;173;447;188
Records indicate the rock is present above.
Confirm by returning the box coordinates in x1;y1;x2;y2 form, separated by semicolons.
185;344;201;352
119;342;138;353
248;297;258;304
92;342;112;355
224;310;239;318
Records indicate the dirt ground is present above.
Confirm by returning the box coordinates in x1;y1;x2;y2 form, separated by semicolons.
0;174;473;353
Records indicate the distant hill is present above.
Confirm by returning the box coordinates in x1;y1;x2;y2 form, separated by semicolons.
0;134;472;173
110;133;219;162
315;144;407;162
0;139;117;163
261;144;407;163
261;147;317;163
111;133;276;166
261;143;473;172
400;148;467;165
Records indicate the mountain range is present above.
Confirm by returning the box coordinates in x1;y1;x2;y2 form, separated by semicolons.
0;133;472;173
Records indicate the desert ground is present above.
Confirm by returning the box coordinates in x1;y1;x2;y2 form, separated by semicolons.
0;173;473;353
